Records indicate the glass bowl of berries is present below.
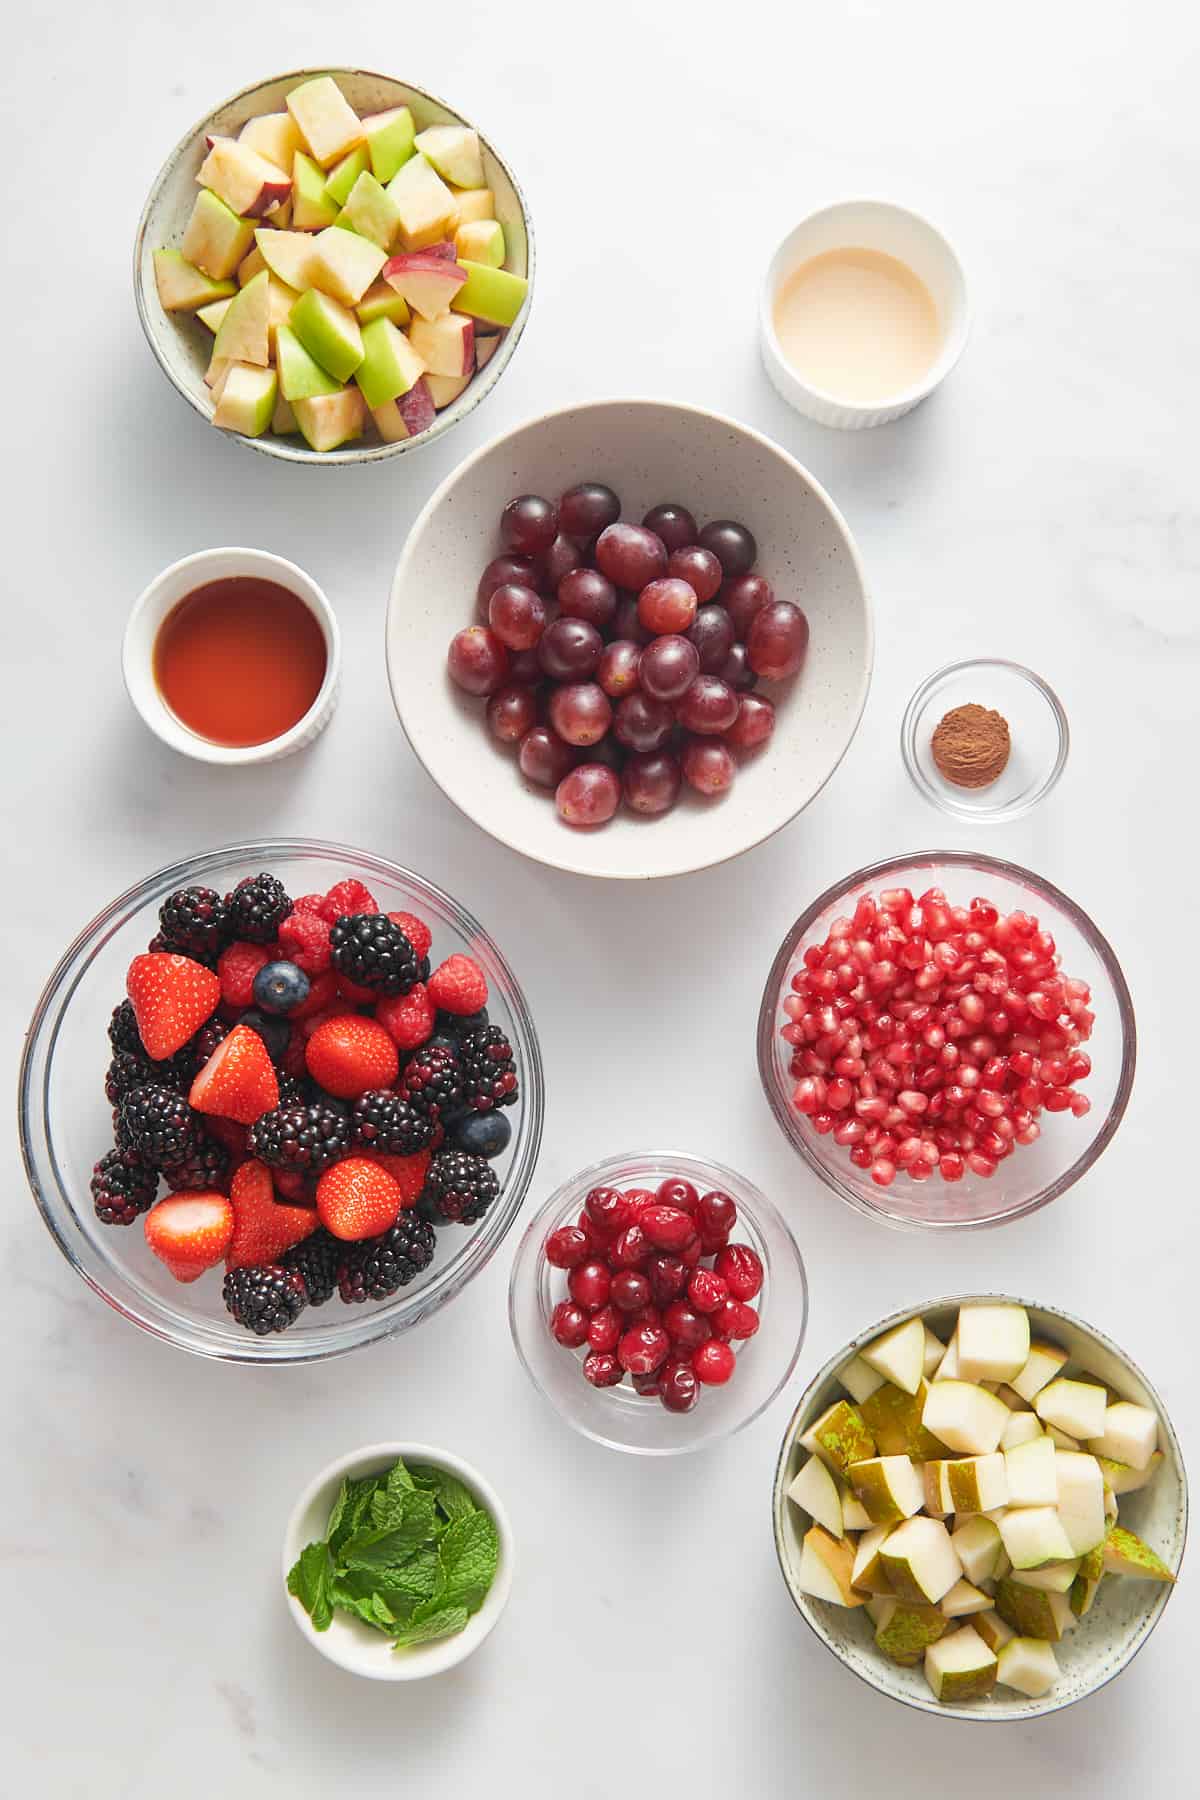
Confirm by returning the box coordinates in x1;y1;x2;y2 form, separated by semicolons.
757;851;1135;1232
387;398;872;880
19;839;544;1361
508;1151;809;1454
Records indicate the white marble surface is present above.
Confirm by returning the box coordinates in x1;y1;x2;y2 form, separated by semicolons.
5;2;1196;1792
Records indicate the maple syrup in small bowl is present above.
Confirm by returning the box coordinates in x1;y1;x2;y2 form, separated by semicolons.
123;548;340;763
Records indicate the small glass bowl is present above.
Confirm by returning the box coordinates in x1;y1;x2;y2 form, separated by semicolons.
19;839;544;1363
901;658;1069;822
756;851;1135;1232
508;1151;808;1456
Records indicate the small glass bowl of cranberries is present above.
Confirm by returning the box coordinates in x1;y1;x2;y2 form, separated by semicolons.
508;1151;808;1454
757;851;1135;1232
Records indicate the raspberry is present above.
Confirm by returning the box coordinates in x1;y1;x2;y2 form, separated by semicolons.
388;911;432;959
426;954;489;1015
376;983;436;1051
361;1147;431;1208
276;908;333;975
289;969;338;1021
298;997;358;1041
292;893;327;916
305;1014;399;1099
336;974;378;1005
218;941;272;1009
319;878;378;924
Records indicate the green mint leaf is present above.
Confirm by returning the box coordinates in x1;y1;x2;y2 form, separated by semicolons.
437;1508;499;1615
385;1455;416;1494
287;1540;335;1631
391;1605;470;1650
329;1577;395;1635
326;1474;380;1555
378;1547;440;1603
408;1463;479;1524
341;1490;440;1571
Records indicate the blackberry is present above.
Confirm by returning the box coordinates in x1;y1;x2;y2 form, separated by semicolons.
337;1214;436;1303
108;999;145;1058
169;1015;230;1085
277;1074;309;1109
280;1228;342;1307
418;1149;500;1226
91;1147;158;1225
224;872;292;943
223;1264;308;1335
162;1135;231;1192
157;885;229;960
350;1089;434;1156
105;1048;161;1106
434;1006;489;1038
118;1083;200;1168
458;1024;519;1113
329;914;421;996
247;1100;350;1173
146;930;219;968
400;1043;464;1128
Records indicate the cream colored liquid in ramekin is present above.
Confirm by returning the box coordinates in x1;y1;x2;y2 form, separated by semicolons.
773;248;942;403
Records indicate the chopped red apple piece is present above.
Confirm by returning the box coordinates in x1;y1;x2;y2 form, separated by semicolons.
198;137;292;220
396;377;436;436
181;190;256;281
382;251;467;320
455;219;505;268
285;75;365;169
213;362;277;436
254;227;322;291
408;312;474;377
239;111;304;173
425;370;472;409
414;124;485;189
371;398;411;442
291;152;339;230
292;386;366;452
388;153;459;250
152;248;237;312
475;333;501;370
363;106;415;183
310;225;387;305
212;269;271;366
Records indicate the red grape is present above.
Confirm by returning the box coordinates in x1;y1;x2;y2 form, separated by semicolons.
477;554;542;610
488;582;546;650
717;643;759;692
686;604;734;673
558;481;621;539
501;494;558;554
747;601;809;680
722;573;773;639
637;576;698;635
613;691;675;753
558;567;618;632
676;674;738;734
597;639;642;698
508;649;542;685
638;634;699;702
519;725;576;788
623;750;681;815
556;763;621;827
613;594;653;646
698;519;757;576
549;681;613;746
667;546;723;602
725;692;776;751
538;616;603;680
540;532;583;588
682;738;735;795
641;503;698;552
486;684;538;743
448;626;510;696
595;523;668;590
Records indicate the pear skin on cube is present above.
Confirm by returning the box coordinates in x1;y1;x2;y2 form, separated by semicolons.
974;1608;1015;1654
995;1577;1073;1641
923;1625;998;1703
851;1525;896;1597
795;1525;867;1608
880;1516;962;1606
1102;1524;1175;1582
860;1379;949;1460
1097;1451;1164;1495
799;1400;876;1478
847;1456;925;1525
875;1601;948;1666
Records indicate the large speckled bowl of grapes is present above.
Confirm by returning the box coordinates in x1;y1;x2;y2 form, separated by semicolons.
387;399;873;880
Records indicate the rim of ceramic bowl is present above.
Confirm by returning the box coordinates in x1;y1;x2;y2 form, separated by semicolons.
899;657;1071;823
282;1441;514;1678
508;1148;809;1455
387;396;874;880
755;850;1136;1232
18;837;544;1362
132;66;535;466
771;1292;1188;1721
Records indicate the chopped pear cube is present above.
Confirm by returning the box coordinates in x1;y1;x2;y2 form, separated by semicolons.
839;1354;885;1404
944;1453;1009;1514
922;1327;946;1378
924;1461;952;1518
951;1515;1004;1587
1001;1410;1044;1451
786;1456;844;1539
861;1380;948;1459
994;1384;1032;1412
924;1625;997;1703
1102;1524;1175;1582
1005;1434;1058;1505
795;1525;866;1607
880;1516;962;1605
1010;1559;1080;1594
286;75;365;169
874;1600;947;1666
861;1317;926;1396
851;1524;896;1596
840;1490;872;1532
940;1578;993;1618
974;1609;1015;1654
1045;1424;1082;1451
1054;1451;1107;1556
1097;1451;1163;1495
933;1333;960;1381
995;1577;1074;1641
1090;1401;1159;1470
998;1506;1076;1571
997;1636;1059;1698
1069;1542;1105;1616
847;1455;925;1525
1010;1339;1069;1403
1035;1377;1108;1440
955;1303;1031;1384
799;1401;876;1478
922;1380;1010;1456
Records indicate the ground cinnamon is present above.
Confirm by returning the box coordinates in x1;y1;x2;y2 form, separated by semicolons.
931;702;1011;789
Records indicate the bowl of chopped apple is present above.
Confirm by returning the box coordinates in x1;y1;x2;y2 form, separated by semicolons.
773;1296;1186;1720
134;69;533;462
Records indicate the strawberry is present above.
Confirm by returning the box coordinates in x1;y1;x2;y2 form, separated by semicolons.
189;1024;279;1124
218;940;272;1009
319;878;378;924
305;1015;399;1098
363;1147;431;1209
427;953;489;1015
144;1191;234;1283
376;982;436;1051
388;911;432;960
126;953;221;1060
227;1159;319;1268
317;1156;403;1240
276;908;333;975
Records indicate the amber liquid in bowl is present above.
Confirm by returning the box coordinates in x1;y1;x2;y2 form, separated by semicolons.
153;576;327;747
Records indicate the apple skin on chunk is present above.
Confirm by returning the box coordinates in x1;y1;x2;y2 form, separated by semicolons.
408;313;474;378
455;219;505;268
388;153;460;250
286;75;365;169
451;260;529;328
181;190;256;281
356;281;410;327
325;144;370;208
310;226;387;306
475;334;501;371
396;377;436;437
275;325;342;403
292;152;340;231
363;106;415;183
293;386;366;452
212;362;277;436
414;124;486;189
382;251;468;321
340;171;404;250
238;111;304;173
198;137;292;220
153;249;237;312
289;288;364;382
212;269;271;367
354;318;426;409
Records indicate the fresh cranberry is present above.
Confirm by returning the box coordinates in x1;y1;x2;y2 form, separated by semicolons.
631;1370;664;1396
550;1300;590;1348
610;1270;652;1313
587;1304;622;1352
711;1298;759;1340
625;1304;663;1332
583;1351;623;1388
622;1188;658;1218
714;1243;763;1302
545;1225;590;1269
640;1204;696;1251
656;1176;700;1214
659;1360;700;1413
663;1301;713;1350
646;1254;689;1306
568;1260;612;1311
618;1324;671;1375
692;1339;736;1385
610;1224;650;1269
687;1268;729;1314
697;1188;737;1250
679;1234;703;1266
585;1185;631;1233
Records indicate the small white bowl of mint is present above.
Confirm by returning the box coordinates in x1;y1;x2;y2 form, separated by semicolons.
283;1442;513;1679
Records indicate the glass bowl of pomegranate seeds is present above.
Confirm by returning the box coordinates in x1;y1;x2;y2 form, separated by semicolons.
508;1151;808;1454
757;852;1135;1231
19;839;544;1362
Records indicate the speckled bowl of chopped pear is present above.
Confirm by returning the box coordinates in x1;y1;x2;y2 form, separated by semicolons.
773;1295;1186;1720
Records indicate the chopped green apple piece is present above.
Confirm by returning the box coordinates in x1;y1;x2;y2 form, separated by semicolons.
795;1524;866;1607
1000;1410;1044;1451
289;287;364;381
356;280;410;327
973;1609;1015;1654
325;144;370;208
292;385;366;452
292;152;340;230
847;1455;924;1525
196;296;233;332
1010;1339;1069;1404
1054;1451;1106;1556
1004;1433;1058;1505
860;1380;948;1460
951;1515;1003;1587
1010;1558;1079;1594
955;1303;1030;1385
862;1317;925;1397
239;111;304;173
786;1455;844;1539
389;153;460;249
839;1354;885;1405
998;1505;1075;1571
922;1380;1010;1456
206;355;233;400
1090;1401;1159;1470
152;249;237;312
874;1601;947;1666
271;390;298;435
453;187;495;223
940;1578;992;1618
181;189;256;281
340;170;403;249
286;75;365;169
850;1524;895;1596
408;312;474;377
255;227;323;290
212;269;270;366
995;1577;1074;1641
452;259;528;327
310;225;387;306
363;106;415;183
997;1636;1059;1698
454;218;505;268
1035;1377;1107;1441
1102;1524;1175;1581
880;1516;962;1605
924;1625;997;1703
275;324;342;402
799;1400;876;1478
1097;1450;1164;1495
198;137;291;219
415;124;485;189
237;244;268;287
354;317;425;408
212;362;277;436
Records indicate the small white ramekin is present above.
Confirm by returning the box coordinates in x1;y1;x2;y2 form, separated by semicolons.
122;546;340;764
282;1442;515;1681
760;199;970;430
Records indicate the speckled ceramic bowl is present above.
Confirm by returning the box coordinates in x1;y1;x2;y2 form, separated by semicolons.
773;1295;1187;1722
387;399;873;880
133;67;533;465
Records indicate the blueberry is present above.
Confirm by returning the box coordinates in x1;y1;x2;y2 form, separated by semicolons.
238;1008;291;1064
252;960;311;1016
452;1110;512;1159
